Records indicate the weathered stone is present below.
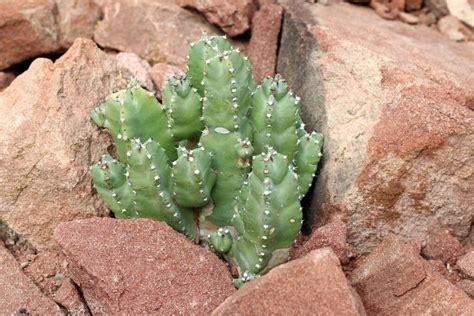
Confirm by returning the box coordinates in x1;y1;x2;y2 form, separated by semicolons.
405;0;422;11
0;71;16;92
56;0;102;49
421;227;466;263
53;278;88;315
456;251;474;279
116;52;154;91
247;3;283;83
0;0;60;70
0;38;132;252
94;0;220;68
149;63;185;99
399;11;419;24
426;0;449;18
456;279;474;298
55;218;235;315
447;0;474;28
213;248;365;315
278;1;474;255
438;15;474;42
178;0;257;37
0;243;62;315
350;236;474;314
291;217;350;264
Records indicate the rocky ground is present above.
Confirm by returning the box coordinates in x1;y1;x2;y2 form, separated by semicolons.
0;0;473;314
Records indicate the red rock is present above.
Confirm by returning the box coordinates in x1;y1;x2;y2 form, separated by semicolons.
0;71;16;91
456;279;474;298
438;15;474;42
278;1;474;255
178;0;257;37
213;248;365;315
0;0;60;70
149;63;185;99
56;0;102;48
427;259;461;284
291;217;350;264
350;236;474;314
0;38;132;252
456;251;474;279
55;218;235;315
0;243;62;315
94;0;220;68
421;227;466;264
116;52;154;92
53;278;88;315
247;3;283;83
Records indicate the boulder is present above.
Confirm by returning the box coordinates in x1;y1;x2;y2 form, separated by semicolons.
456;279;474;298
55;218;235;315
56;0;102;49
421;227;466;263
447;0;474;28
116;52;154;92
291;217;350;264
213;248;365;315
277;1;474;255
0;0;60;70
177;0;257;37
0;243;62;315
350;236;474;314
0;38;132;252
438;15;474;42
149;63;185;99
94;0;220;68
53;278;88;315
247;3;283;83
456;251;474;279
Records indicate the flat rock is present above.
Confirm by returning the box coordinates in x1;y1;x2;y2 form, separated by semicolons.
0;38;132;252
350;236;474;314
0;0;60;70
291;217;350;264
456;251;474;279
247;3;283;83
55;218;235;315
56;0;102;49
278;1;474;255
0;243;62;315
94;0;220;68
178;0;257;37
213;248;365;315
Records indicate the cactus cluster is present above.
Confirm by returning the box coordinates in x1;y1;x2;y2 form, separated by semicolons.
90;34;323;287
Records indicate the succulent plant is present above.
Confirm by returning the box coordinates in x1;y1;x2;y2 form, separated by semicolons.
90;34;323;287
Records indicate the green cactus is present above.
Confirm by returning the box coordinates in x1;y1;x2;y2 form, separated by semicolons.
90;33;323;286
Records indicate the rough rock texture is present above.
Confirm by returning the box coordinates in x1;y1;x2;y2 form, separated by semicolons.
350;236;474;314
278;1;474;255
178;0;257;37
457;279;474;298
56;0;102;49
116;52;154;92
0;38;132;252
55;218;235;315
247;3;283;83
447;0;474;28
426;0;450;18
438;15;474;42
0;0;60;70
213;248;366;315
291;217;350;264
94;0;220;68
0;71;16;91
456;251;474;279
53;278;88;315
0;243;62;315
150;63;185;99
421;227;466;263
